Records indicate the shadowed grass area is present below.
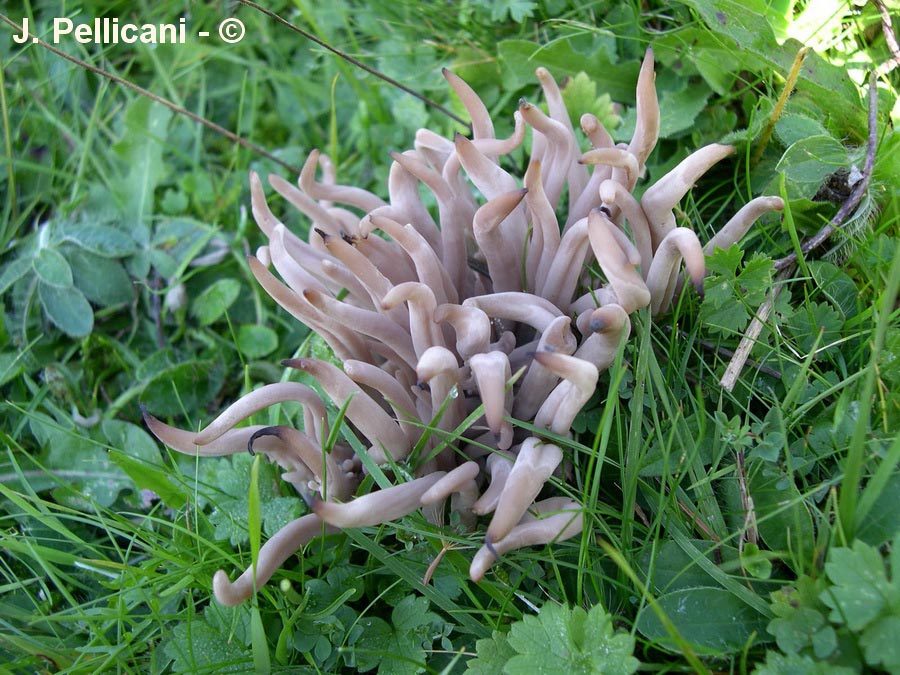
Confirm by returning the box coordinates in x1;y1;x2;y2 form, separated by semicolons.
1;0;898;672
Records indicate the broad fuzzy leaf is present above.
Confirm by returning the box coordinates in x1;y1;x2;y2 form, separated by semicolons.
637;587;768;654
504;603;639;675
821;540;895;632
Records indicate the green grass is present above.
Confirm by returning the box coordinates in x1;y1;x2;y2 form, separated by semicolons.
1;0;899;672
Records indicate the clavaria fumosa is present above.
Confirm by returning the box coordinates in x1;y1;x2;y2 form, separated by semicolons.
145;49;783;606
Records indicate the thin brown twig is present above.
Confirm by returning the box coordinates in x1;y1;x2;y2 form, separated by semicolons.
721;74;879;391
0;13;305;176
719;265;794;392
233;0;472;130
873;0;900;77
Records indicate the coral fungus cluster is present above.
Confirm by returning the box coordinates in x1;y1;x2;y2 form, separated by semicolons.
145;48;783;606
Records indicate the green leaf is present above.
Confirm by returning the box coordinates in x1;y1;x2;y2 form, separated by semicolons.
775;113;830;148
33;247;73;287
237;324;279;360
112;98;172;226
741;543;773;580
65;247;133;307
639;538;740;593
466;631;516;674
705;243;744;277
498;39;639;103
700;247;774;335
749;464;815;560
504;603;639;675
807;261;859;321
163;607;251;673
556;72;621;132
109;450;188;509
691;48;740;96
205;453;303;547
681;0;863;128
658;86;712;138
29;413;131;508
0;256;33;297
58;222;139;257
351;596;442;674
38;281;94;337
191;278;242;326
754;651;856;675
785;301;843;354
775;135;848;200
482;0;537;22
738;254;775;306
820;540;892;631
699;279;749;335
860;615;900;671
767;579;829;655
636;587;768;654
138;354;224;417
857;473;900;546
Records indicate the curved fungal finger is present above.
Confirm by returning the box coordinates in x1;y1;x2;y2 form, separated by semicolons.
518;98;576;209
587;210;651;313
628;47;660;174
268;173;344;237
384;153;442;251
343;359;421;446
193;383;327;446
302;288;417;368
485;438;564;544
283;358;410;463
416;345;465;435
573;304;631;372
434;303;491;361
640;143;734;248
421;461;480;505
645;227;705;315
579;148;640;190
524;160;562;291
300;149;387;213
312;472;447;528
704;196;785;254
381;282;445;358
315;230;400;318
539;216;591;309
248;426;356;502
468;351;513;446
470;498;582;582
363;215;458;305
472;188;529;294
532;352;600;435
471;451;514;516
442;68;494;143
469;109;526;157
212;513;336;606
599;179;653;276
463;292;562;333
513;315;577;420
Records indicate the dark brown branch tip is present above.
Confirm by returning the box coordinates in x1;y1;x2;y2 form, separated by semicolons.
484;535;498;560
248;426;284;455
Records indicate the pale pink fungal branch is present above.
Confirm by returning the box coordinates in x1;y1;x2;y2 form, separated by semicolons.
144;47;781;603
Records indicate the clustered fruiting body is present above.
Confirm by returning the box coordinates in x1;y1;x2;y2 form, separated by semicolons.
145;49;783;606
